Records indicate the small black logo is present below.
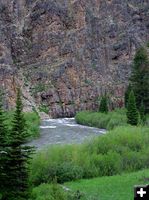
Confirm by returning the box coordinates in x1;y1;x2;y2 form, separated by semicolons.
134;185;149;199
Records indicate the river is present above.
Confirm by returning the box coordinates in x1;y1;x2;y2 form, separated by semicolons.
28;118;106;150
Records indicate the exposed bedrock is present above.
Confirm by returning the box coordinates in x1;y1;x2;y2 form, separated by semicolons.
0;0;149;117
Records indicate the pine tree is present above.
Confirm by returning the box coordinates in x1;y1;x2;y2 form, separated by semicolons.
126;90;139;126
0;90;9;199
99;95;108;113
139;101;146;124
124;84;132;108
5;88;33;200
130;47;149;114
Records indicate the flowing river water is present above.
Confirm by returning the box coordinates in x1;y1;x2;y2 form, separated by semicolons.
28;118;106;150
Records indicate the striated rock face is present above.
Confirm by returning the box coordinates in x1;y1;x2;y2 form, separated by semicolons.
0;0;149;117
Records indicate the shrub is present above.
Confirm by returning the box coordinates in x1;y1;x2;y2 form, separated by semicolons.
75;109;127;130
122;151;144;171
30;145;84;186
92;151;122;176
30;126;149;186
56;163;83;183
106;113;126;129
99;96;108;113
31;183;67;200
30;183;88;200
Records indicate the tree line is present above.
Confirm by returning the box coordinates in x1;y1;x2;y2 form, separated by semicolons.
99;46;149;125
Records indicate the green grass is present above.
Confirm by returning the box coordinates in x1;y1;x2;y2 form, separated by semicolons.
75;109;149;130
65;169;149;200
5;111;40;139
30;126;149;186
30;169;149;200
75;109;127;130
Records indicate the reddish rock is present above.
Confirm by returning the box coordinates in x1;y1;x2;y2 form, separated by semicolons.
0;0;149;117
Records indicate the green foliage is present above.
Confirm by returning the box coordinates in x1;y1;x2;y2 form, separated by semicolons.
146;114;149;127
38;104;49;114
31;184;67;200
124;84;132;108
4;89;33;200
5;111;40;139
30;183;87;200
0;91;9;198
30;126;149;186
24;112;40;139
65;169;149;200
11;89;27;144
139;101;146;124
126;90;139;126
75;109;127;130
30;145;84;186
99;96;108;113
130;47;149;114
0;90;39;200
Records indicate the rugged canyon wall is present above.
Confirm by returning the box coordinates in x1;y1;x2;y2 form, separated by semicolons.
0;0;149;117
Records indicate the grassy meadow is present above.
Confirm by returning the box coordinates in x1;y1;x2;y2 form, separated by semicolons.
30;169;149;200
65;169;149;200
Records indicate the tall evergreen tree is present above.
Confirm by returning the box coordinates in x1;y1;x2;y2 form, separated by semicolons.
126;90;139;126
124;84;132;108
0;90;8;199
99;95;108;113
139;101;146;124
5;88;33;200
130;47;149;114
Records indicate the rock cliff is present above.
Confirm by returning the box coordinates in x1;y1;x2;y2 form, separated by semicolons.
0;0;149;117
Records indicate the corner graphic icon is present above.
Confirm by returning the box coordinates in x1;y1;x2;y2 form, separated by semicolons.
134;185;149;199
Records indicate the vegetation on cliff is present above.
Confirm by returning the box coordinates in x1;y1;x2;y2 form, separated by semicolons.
99;95;109;113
